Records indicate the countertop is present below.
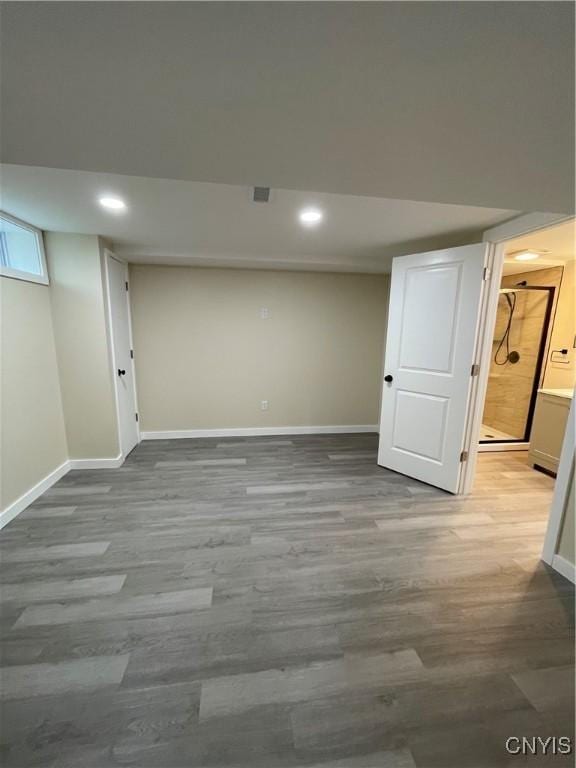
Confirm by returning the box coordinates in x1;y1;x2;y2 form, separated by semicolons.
537;388;574;400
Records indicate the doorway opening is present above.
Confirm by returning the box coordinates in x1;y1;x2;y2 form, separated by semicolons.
477;219;574;464
469;218;575;582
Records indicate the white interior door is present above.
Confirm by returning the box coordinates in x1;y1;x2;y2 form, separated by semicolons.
378;243;488;493
107;253;139;458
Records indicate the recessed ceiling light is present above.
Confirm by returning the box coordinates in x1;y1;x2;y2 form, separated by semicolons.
513;250;540;261
299;207;323;226
98;196;126;211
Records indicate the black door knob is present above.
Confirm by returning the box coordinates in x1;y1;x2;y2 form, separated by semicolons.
118;369;126;377
384;374;393;383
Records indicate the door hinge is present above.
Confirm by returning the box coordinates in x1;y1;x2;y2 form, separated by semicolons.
125;281;129;291
483;267;491;281
460;450;468;462
135;413;139;422
471;363;480;377
130;349;134;359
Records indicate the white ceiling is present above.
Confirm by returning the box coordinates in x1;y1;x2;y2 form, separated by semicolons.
1;164;518;273
502;219;576;275
1;2;573;213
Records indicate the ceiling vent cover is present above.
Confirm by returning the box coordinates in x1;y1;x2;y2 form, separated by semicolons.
253;186;270;203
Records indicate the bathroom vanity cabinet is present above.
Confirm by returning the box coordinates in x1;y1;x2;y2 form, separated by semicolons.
528;388;573;475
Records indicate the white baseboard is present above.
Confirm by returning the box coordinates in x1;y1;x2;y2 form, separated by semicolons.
551;554;576;585
141;425;379;440
69;455;124;470
0;460;70;530
1;454;125;530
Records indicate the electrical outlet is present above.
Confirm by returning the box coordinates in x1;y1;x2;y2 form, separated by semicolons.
260;307;270;320
260;400;269;411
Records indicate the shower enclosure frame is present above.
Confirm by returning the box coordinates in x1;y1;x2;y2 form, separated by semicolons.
480;284;555;445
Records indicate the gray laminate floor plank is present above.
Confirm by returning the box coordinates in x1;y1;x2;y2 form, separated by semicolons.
511;665;575;713
13;587;213;627
374;512;493;531
42;486;112;496
0;654;130;699
303;749;417;767
18;506;77;519
1;575;127;603
155;458;248;468
199;648;423;720
1;542;110;563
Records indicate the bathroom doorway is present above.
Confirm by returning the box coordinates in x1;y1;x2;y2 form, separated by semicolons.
475;218;575;462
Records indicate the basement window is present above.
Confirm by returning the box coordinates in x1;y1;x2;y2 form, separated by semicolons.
0;212;48;285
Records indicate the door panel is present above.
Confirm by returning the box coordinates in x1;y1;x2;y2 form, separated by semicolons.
392;391;449;462
378;243;487;493
399;263;462;373
107;255;139;458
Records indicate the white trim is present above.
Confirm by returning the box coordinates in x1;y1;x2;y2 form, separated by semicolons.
0;453;127;529
123;259;141;438
459;242;502;493
0;264;49;286
103;249;141;459
102;249;123;456
478;442;529;453
542;392;575;565
550;554;576;585
0;210;49;285
376;278;392;421
68;455;124;470
482;213;573;243
142;425;379;440
0;460;69;530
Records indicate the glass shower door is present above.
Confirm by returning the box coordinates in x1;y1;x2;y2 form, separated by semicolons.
481;286;554;443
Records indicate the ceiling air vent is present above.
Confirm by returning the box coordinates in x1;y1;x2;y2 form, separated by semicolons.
253;186;271;203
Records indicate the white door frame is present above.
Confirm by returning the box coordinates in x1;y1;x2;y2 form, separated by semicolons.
103;249;140;459
541;392;575;583
459;213;574;494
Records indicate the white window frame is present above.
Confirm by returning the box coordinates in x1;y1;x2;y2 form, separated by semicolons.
0;211;49;285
